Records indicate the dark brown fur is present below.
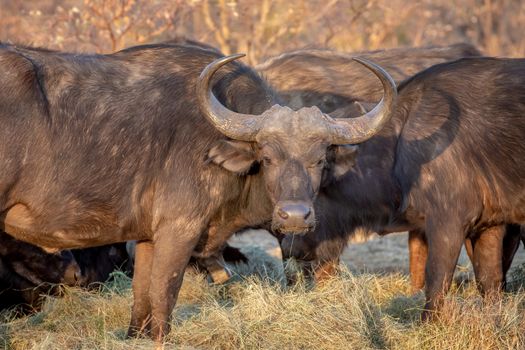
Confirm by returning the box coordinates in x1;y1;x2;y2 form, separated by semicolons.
257;43;481;112
285;57;525;317
256;44;524;295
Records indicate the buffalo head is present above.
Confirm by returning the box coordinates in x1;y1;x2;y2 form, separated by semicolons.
7;248;82;286
198;55;396;234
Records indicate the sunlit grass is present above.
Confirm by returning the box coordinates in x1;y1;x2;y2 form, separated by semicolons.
1;246;525;349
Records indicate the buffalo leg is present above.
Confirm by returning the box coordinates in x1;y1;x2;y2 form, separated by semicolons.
193;222;245;260
311;236;346;284
194;244;248;284
313;258;340;283
279;234;316;285
408;229;428;293
471;225;505;295
408;230;499;294
148;223;201;342
464;237;474;262
454;225;517;291
502;224;521;283
286;259;338;286
198;251;231;284
278;233;344;285
128;240;154;337
423;219;464;320
192;224;248;284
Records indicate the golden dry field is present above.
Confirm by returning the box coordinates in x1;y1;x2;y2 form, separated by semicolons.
2;231;525;350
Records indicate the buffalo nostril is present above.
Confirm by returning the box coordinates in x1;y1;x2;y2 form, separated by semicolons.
278;208;289;220
304;208;312;220
278;204;312;222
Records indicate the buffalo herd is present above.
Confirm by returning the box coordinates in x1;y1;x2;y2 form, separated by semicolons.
0;39;524;341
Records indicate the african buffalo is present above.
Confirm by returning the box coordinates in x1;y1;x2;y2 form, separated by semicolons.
283;56;525;318
0;231;81;312
0;42;395;340
0;231;135;311
255;44;525;292
71;243;132;287
393;57;525;315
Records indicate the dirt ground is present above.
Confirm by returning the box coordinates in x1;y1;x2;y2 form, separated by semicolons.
230;229;525;276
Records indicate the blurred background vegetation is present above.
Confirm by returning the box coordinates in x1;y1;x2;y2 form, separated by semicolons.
1;0;524;64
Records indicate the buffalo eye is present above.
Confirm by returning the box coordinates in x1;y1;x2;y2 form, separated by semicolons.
309;158;326;168
261;156;272;166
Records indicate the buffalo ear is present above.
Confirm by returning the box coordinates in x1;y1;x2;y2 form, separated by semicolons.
332;144;359;178
206;140;257;174
322;145;359;185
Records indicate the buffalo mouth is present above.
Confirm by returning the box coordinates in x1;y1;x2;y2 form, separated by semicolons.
271;222;315;235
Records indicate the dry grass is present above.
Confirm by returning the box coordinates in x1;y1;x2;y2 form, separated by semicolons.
1;246;525;350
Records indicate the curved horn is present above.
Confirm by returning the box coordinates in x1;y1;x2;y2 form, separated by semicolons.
196;54;261;141
327;57;397;144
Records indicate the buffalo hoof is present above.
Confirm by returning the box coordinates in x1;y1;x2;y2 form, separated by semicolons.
127;323;151;339
208;266;232;284
420;309;436;322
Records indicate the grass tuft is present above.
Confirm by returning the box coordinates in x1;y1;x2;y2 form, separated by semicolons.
1;247;525;349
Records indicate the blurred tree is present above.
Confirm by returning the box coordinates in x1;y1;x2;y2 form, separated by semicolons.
0;0;523;59
47;0;179;52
